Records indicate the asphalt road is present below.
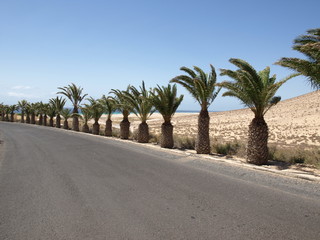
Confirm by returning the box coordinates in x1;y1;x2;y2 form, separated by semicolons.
0;122;319;240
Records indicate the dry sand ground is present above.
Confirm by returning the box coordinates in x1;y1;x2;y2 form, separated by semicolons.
95;91;320;149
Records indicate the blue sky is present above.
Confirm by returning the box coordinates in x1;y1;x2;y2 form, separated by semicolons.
0;0;319;111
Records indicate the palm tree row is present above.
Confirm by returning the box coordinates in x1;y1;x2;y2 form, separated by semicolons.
1;28;318;166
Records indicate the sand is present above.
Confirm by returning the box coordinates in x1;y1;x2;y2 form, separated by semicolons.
96;90;320;148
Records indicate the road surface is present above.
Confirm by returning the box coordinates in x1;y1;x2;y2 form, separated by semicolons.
0;122;319;239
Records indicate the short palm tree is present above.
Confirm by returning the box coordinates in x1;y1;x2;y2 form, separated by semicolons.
9;105;18;122
85;97;105;135
80;106;93;133
99;95;116;136
151;84;184;148
171;65;221;154
42;103;49;126
123;81;155;143
61;108;73;130
275;28;320;89
0;103;5;121
18;100;28;123
109;88;133;139
25;103;31;124
4;105;10;121
37;102;45;126
57;83;88;131
47;104;56;127
29;103;37;124
49;97;66;128
219;58;294;165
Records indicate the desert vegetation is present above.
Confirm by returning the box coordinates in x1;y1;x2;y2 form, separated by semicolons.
1;28;319;168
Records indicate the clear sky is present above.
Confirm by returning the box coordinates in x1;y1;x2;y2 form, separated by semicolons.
0;0;319;111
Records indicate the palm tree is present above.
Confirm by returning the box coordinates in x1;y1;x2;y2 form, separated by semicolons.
47;104;56;127
49;97;66;128
37;102;45;126
80;106;93;133
18;100;28;123
9;105;18;122
109;88;133;139
57;83;88;131
151;84;184;148
4;105;10;121
99;95;116;136
85;97;105;135
42;103;49;126
171;65;221;154
0;103;5;121
25;103;31;124
123;81;155;143
61;108;73;129
219;58;294;165
275;28;320;89
29;103;37;124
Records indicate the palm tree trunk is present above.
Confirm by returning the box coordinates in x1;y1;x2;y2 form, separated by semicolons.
72;108;79;131
43;115;47;126
21;112;25;123
63;119;69;129
26;114;31;124
161;121;174;148
120;115;130;139
92;121;100;135
196;108;211;154
105;118;112;136
247;116;269;165
38;115;43;125
1;112;5;121
5;113;9;121
137;121;149;143
56;115;61;128
49;117;54;127
120;120;130;139
82;123;89;133
31;113;36;124
10;113;14;122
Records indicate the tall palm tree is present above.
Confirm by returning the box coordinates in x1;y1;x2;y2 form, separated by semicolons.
85;97;105;135
57;83;88;131
151;84;184;148
171;65;221;154
61;108;73;130
219;58;294;165
123;81;155;143
275;28;320;89
109;88;133;139
18;100;28;123
80;106;93;133
99;95;116;137
49;97;66;128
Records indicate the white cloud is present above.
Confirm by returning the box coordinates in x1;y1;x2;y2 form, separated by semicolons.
7;92;37;98
11;85;33;90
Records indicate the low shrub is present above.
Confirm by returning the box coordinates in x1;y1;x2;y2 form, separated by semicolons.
174;135;195;150
213;142;241;156
269;145;320;167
